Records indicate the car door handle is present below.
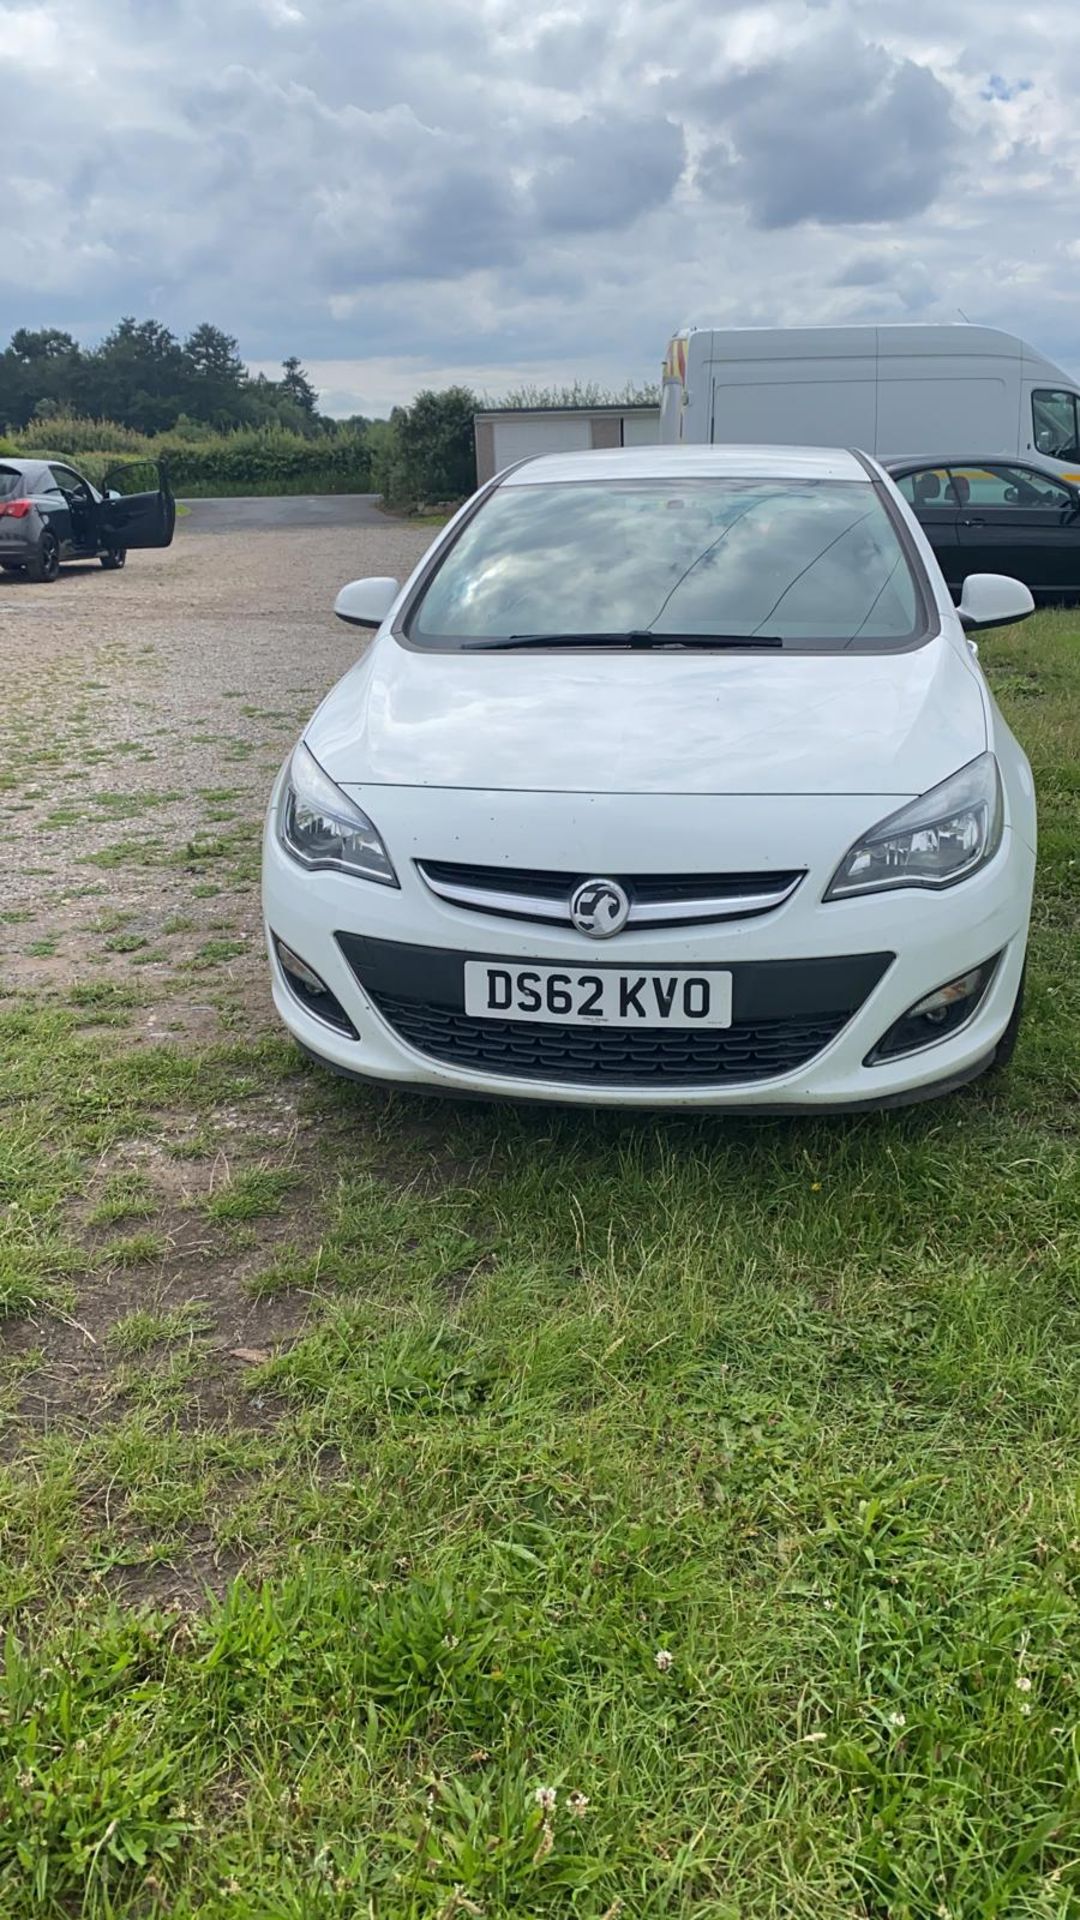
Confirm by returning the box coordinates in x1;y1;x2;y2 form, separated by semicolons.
958;517;985;527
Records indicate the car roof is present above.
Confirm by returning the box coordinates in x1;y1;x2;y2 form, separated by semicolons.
0;457;40;474
885;453;1067;475
502;445;872;486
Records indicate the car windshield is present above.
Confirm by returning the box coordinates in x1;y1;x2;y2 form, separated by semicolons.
0;467;25;500
407;478;924;652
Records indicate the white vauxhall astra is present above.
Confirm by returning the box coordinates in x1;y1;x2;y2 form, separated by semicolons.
261;446;1037;1111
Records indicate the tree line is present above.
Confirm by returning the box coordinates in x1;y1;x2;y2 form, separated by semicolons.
1;317;659;507
0;319;339;438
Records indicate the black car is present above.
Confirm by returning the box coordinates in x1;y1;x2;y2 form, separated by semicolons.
886;453;1080;603
0;456;175;582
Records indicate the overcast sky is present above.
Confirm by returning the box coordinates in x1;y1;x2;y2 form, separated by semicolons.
2;0;1075;415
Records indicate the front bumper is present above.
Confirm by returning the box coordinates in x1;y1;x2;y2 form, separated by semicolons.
261;787;1034;1111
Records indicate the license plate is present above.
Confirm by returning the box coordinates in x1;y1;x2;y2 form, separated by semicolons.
463;962;733;1029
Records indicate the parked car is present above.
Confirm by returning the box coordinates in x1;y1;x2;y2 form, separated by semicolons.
262;445;1037;1112
885;453;1080;603
0;457;175;581
659;322;1080;482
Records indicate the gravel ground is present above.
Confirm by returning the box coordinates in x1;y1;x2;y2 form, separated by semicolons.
1;515;434;1006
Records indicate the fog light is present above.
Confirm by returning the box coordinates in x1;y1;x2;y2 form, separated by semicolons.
867;957;999;1064
272;935;358;1038
276;941;327;994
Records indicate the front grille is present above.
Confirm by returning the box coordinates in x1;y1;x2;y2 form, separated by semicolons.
336;935;893;1091
417;860;804;928
368;994;847;1086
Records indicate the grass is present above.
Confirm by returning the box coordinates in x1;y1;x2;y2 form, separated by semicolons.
201;1167;296;1223
102;1230;167;1268
1;611;1080;1913
88;1172;158;1227
108;1304;215;1356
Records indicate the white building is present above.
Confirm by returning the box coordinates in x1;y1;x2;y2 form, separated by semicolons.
474;404;660;486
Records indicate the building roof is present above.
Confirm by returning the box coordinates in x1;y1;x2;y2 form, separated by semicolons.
475;404;660;420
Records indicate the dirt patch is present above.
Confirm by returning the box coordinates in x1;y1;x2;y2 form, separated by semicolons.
1;513;436;1508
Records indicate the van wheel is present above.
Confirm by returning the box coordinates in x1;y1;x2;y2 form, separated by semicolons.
990;966;1025;1073
100;546;127;571
26;533;60;583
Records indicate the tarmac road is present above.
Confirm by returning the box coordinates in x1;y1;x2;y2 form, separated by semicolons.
179;493;389;533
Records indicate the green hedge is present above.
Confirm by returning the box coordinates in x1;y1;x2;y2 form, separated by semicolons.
10;422;373;497
159;429;372;495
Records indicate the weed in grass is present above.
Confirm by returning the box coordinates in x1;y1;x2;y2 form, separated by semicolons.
108;1303;214;1356
186;938;247;970
93;790;183;818
244;1242;326;1300
27;936;58;958
202;1168;295;1224
101;1231;165;1269
69;981;142;1010
87;908;135;935
89;1172;157;1227
82;837;168;870
104;931;148;954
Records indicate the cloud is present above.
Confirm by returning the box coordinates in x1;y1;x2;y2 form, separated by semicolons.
530;112;686;235
832;254;897;288
697;29;957;227
1;0;1078;409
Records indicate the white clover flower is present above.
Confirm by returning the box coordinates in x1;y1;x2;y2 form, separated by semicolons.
566;1791;589;1817
534;1786;557;1813
1016;1674;1033;1693
654;1648;673;1672
888;1709;906;1729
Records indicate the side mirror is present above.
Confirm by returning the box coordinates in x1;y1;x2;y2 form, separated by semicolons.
957;573;1035;633
333;577;400;629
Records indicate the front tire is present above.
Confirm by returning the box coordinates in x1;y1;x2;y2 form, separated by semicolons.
26;533;60;583
100;546;127;571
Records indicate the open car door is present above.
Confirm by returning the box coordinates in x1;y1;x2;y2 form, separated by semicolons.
100;460;176;549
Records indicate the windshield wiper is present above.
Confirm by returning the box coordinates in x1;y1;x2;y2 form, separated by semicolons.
462;630;784;651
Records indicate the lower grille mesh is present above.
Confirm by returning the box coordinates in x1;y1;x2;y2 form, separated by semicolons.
368;993;847;1086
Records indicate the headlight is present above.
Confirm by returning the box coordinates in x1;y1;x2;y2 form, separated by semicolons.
826;752;1003;900
278;741;398;886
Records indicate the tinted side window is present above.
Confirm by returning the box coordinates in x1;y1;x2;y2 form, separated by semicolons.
895;468;953;509
1032;390;1080;460
948;464;1074;510
49;464;89;495
0;467;25;500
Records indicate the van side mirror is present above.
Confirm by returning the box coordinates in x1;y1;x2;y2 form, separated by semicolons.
957;573;1035;632
334;577;400;629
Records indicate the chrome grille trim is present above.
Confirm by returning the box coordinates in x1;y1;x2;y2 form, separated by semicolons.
416;862;803;927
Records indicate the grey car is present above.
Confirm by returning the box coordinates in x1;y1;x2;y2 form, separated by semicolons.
0;456;175;582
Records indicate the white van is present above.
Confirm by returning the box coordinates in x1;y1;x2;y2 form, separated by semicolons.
659;324;1080;480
